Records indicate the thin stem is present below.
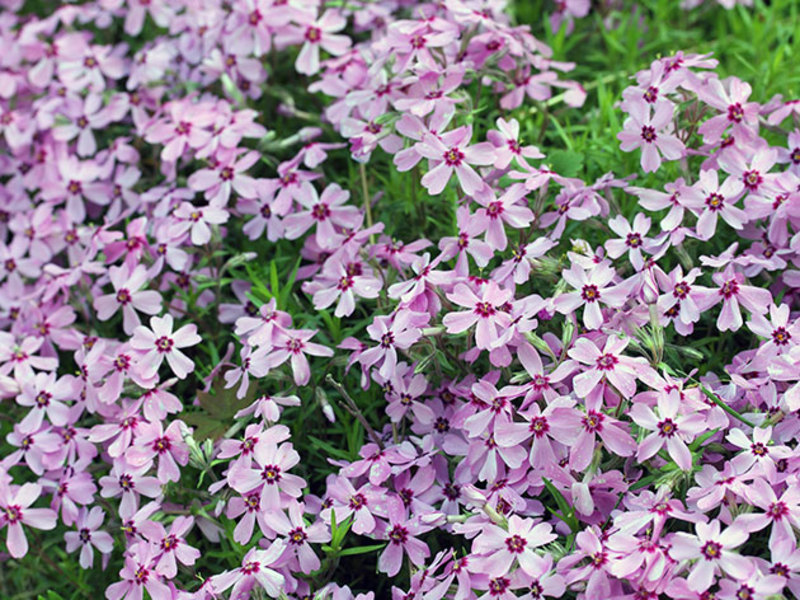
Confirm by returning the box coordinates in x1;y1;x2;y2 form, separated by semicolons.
325;375;384;450
359;163;375;245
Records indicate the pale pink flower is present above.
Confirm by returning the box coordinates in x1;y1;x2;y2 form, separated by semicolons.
130;314;201;380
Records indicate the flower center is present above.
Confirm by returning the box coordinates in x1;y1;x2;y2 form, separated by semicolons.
595;353;618;371
727;103;744;123
719;279;739;299
388;525;408;544
155;336;174;353
640;126;656;143
772;327;791;345
705;192;724;210
581;284;600;302
700;540;722;560
626;232;643;247
474;301;495;318
505;534;527;553
443;148;465;166
289;527;308;545
116;289;131;304
305;26;322;42
311;203;331;221
657;418;678;437
582;411;604;432
261;464;282;484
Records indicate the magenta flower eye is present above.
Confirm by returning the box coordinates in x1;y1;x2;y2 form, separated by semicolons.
595;353;618;370
67;180;82;194
705;192;724;210
700;540;722;560
742;169;762;190
261;465;282;484
219;167;234;180
161;534;179;551
719;279;739;298
34;391;51;407
591;551;608;567
727;102;744;122
248;10;262;25
349;493;367;509
78;528;91;543
155;336;174;352
116;289;131;304
388;525;408;544
750;442;768;456
4;505;22;523
379;332;394;347
305;26;322;43
673;281;690;299
643;86;659;103
582;411;605;432
311;203;331;220
241;561;260;575
337;276;354;291
581;284;600;302
504;534;527;553
772;327;791;345
473;301;495;317
288;527;308;545
657;418;678;437
640;125;657;143
626;232;642;247
488;577;510;594
443;148;464;166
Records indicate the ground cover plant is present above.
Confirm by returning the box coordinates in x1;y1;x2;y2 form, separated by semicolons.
1;0;800;598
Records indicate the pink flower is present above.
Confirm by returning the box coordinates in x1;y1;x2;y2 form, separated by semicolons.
618;101;685;172
683;169;747;239
697;76;760;144
227;440;306;510
670;520;755;592
16;372;72;430
443;281;513;351
64;506;113;569
737;477;800;547
276;10;351;75
554;262;631;330
473;184;535;251
271;501;329;573
105;541;171;600
473;515;556;576
94;264;162;334
377;497;432;577
605;213;653;270
260;328;334;386
631;390;706;470
0;482;57;558
361;311;425;379
125;420;189;484
418;125;495;196
131;314;201;380
171;201;230;246
140;516;201;578
486;117;544;169
568;336;655;398
706;265;771;332
99;460;162;516
210;542;287;598
284;183;361;248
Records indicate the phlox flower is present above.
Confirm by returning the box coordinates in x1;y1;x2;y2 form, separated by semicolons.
472;184;535;252
486;117;544;169
271;501;329;573
442;281;512;351
377;497;432;577
140;516;201;578
630;390;706;471
283;183;361;248
16;372;72;430
683;169;747;239
304;258;381;317
669;519;755;592
705;265;771;332
171;201;229;246
554;262;631;330
125;420;189;484
258;328;334;386
131;314;201;380
361;311;425;379
697;76;760;144
737;477;800;546
105;541;172;600
568;335;655;398
472;514;556;576
99;460;162;516
605;213;653;271
0;481;57;558
418;125;495;196
227;439;306;510
94;264;162;334
276;10;351;76
64;506;113;569
617;101;684;172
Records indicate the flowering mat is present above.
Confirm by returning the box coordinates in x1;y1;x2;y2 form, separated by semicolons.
1;0;799;599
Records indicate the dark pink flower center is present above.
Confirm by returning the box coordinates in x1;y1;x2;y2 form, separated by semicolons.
116;289;131;304
705;192;724;210
287;338;305;353
700;540;722;560
3;505;21;523
153;437;171;454
751;442;768;456
338;276;354;291
640;126;656;143
35;391;51;407
388;524;408;544
349;493;367;509
643;86;658;103
673;281;690;299
582;411;604;432
119;474;134;491
161;534;179;551
220;166;234;181
474;301;495;318
657;418;678;437
719;279;739;299
772;327;791;345
486;201;503;218
78;528;91;543
380;332;394;348
305;26;322;43
289;527;308;545
488;577;510;595
626;232;643;247
595;353;618;371
581;284;600;302
505;534;527;553
727;103;744;123
768;501;788;520
242;560;260;575
743;169;762;190
155;336;174;353
311;203;330;221
443;148;465;166
261;464;282;484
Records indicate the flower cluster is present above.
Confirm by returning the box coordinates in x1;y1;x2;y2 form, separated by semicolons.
0;1;799;600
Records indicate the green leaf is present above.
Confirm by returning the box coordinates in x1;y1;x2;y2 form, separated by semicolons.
542;478;579;533
547;149;584;178
338;543;387;556
181;372;256;441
